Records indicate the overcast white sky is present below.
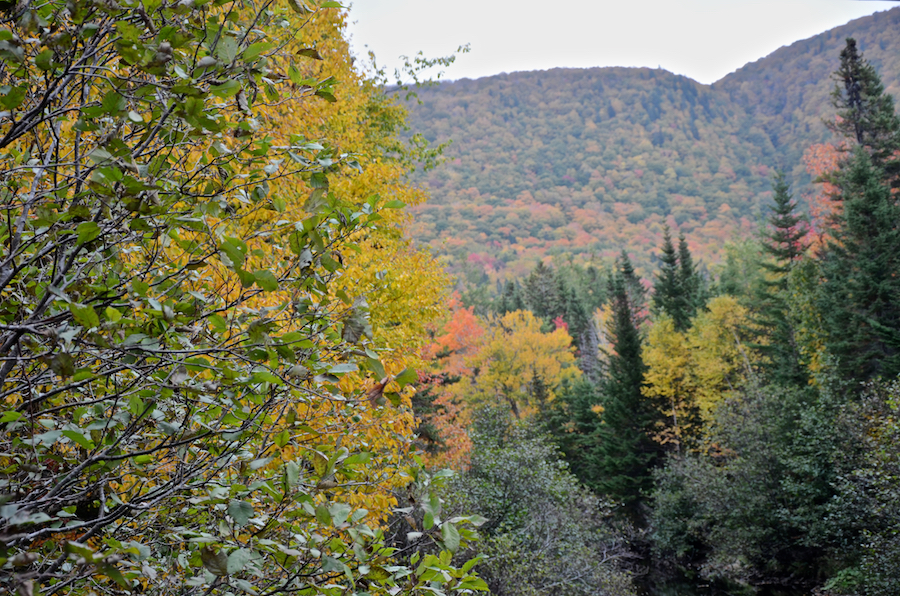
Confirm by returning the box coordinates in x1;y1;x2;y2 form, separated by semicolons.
346;1;898;85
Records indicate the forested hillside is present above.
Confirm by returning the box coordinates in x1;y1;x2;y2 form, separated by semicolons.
405;7;900;278
414;35;900;594
716;7;900;167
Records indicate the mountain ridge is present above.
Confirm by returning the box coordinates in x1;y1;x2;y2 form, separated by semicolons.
404;7;900;280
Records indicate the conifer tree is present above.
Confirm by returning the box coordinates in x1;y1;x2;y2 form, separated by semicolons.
755;172;809;387
817;151;900;381
653;226;690;332
617;250;648;328
583;265;608;313
677;233;705;320
496;279;525;314
540;378;606;489
595;256;660;510
817;40;900;381
523;261;561;323
829;38;900;172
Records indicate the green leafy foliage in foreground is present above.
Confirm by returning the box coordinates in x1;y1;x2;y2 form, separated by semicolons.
0;1;484;594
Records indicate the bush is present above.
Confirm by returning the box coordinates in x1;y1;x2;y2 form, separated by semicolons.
442;407;636;596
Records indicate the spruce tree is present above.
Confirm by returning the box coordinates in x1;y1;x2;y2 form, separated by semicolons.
830;38;900;171
616;250;647;327
595;256;660;510
755;172;809;387
677;233;705;320
817;40;900;381
653;226;691;332
496;279;525;315
540;378;606;490
523;261;561;323
583;265;608;313
817;150;900;381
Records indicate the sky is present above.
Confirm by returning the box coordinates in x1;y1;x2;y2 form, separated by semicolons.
346;1;899;85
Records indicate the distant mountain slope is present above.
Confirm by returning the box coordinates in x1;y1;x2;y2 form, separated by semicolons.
715;8;900;167
404;8;900;279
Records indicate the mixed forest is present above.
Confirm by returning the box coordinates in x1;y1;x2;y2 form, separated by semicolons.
2;2;900;596
407;34;900;595
404;8;900;280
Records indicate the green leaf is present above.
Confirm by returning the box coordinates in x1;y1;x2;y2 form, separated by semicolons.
296;47;322;60
210;80;240;98
365;357;386;380
394;368;418;388
0;410;23;423
328;363;357;374
314;89;336;103
62;430;96;450
227;500;254;527
227;548;252;574
342;304;372;344
251;371;282;384
366;565;391;581
288;64;304;85
105;306;122;322
34;49;54;71
285;461;300;486
235;267;255;288
99;563;130;588
312;452;328;477
253;270;278;291
0;85;26;109
49;353;76;378
70;303;100;328
328;502;352;526
101;90;126;114
383;200;406;209
76;221;101;244
315;504;331;526
441;522;460;553
342;452;372;466
243;42;272;61
220;237;247;268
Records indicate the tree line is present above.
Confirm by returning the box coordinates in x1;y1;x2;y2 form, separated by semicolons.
419;38;900;595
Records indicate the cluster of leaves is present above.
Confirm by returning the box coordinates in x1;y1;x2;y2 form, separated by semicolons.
0;1;486;595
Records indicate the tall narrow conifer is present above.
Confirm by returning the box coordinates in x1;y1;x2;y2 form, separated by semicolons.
595;256;660;510
653;226;696;332
677;233;705;321
755;172;809;386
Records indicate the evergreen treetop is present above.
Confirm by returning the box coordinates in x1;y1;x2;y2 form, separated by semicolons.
830;38;900;167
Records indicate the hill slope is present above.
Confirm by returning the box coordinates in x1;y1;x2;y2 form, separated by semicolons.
404;8;900;279
715;7;900;167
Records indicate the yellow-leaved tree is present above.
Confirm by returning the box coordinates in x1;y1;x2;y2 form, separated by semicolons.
642;315;701;452
0;1;485;595
644;296;758;450
463;310;580;419
687;295;757;418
